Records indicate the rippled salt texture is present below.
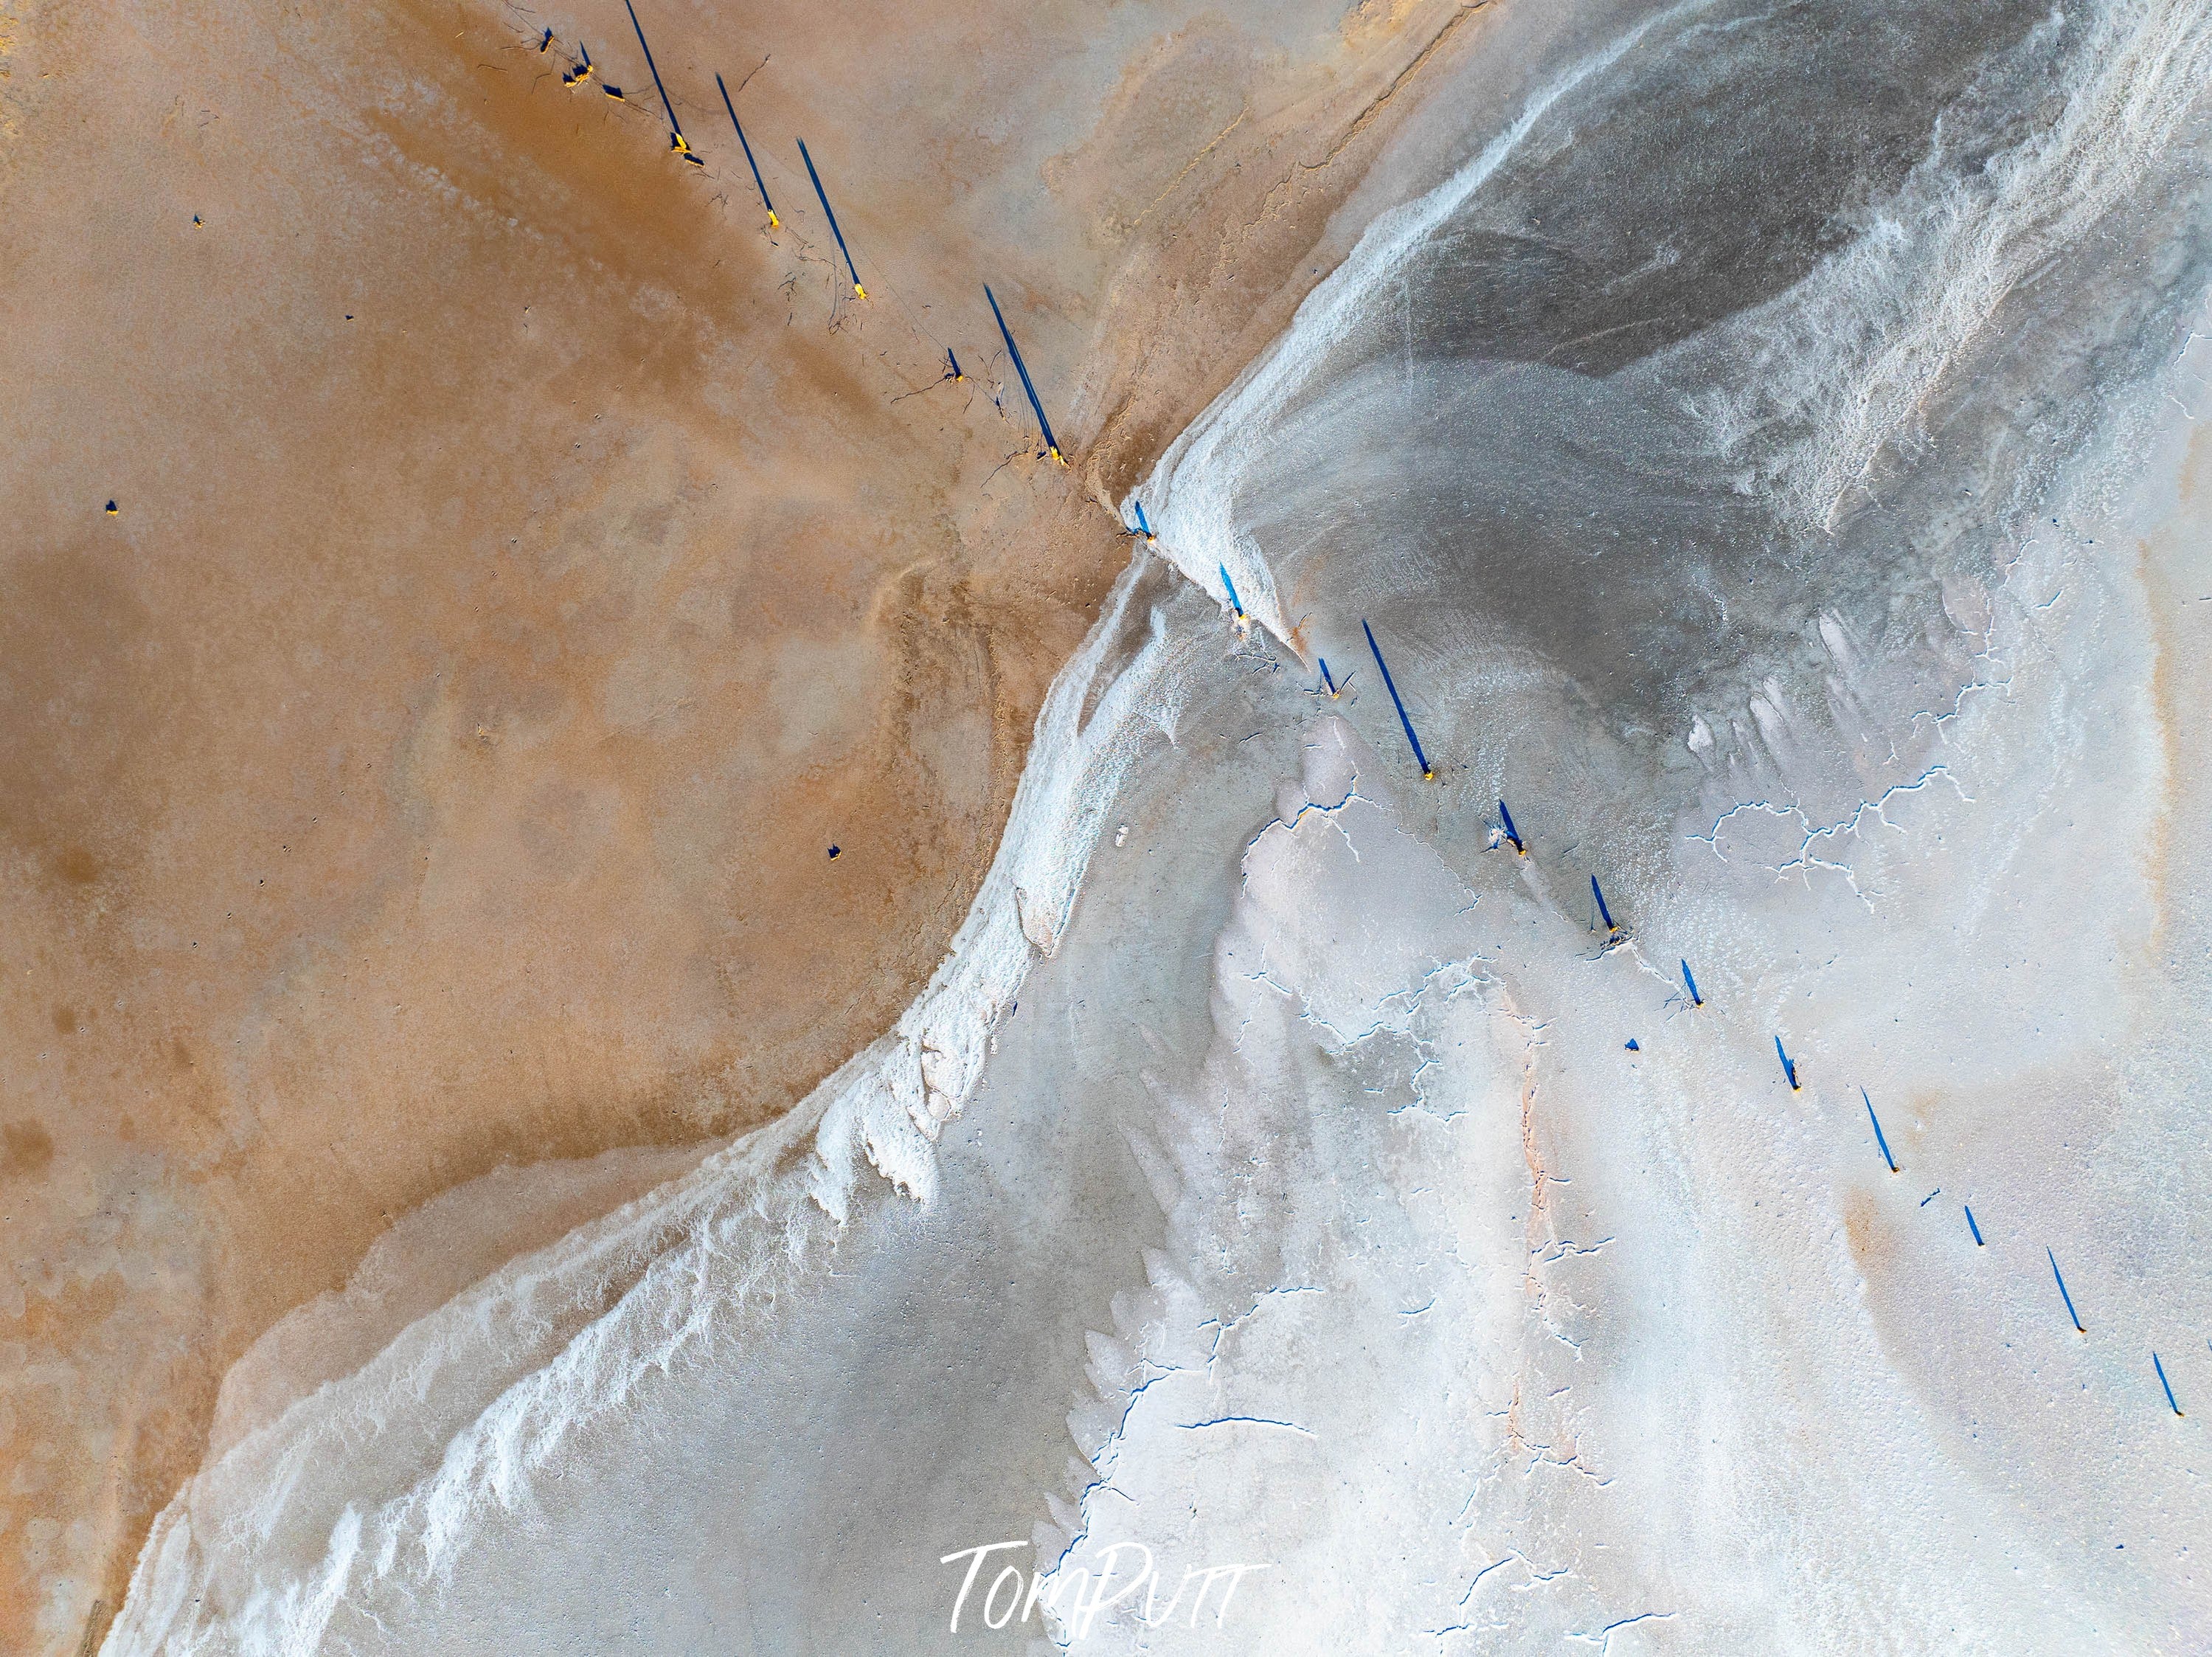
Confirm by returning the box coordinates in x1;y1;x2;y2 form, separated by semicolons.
105;0;2212;1651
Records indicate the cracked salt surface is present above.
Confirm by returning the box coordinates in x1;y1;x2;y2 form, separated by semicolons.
1089;1;2212;1644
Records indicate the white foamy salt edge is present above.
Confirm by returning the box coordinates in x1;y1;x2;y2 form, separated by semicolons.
100;548;1209;1656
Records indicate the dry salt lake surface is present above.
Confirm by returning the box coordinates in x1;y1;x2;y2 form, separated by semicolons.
32;0;2212;1650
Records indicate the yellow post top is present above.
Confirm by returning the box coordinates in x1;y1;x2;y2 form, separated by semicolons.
1048;446;1066;466
672;132;690;153
1421;767;1435;781
766;211;780;229
853;283;867;300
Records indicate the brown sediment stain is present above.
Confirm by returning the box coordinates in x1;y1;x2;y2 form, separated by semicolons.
2137;485;2212;972
0;545;180;889
1492;1376;1606;1485
1903;1088;1940;1157
4;1120;55;1177
52;846;103;885
1518;1041;1556;1279
2134;419;2212;963
0;0;1487;1643
74;1602;105;1657
1502;1005;1585;1373
2138;535;2178;955
1839;1186;1896;1278
2177;418;2209;505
